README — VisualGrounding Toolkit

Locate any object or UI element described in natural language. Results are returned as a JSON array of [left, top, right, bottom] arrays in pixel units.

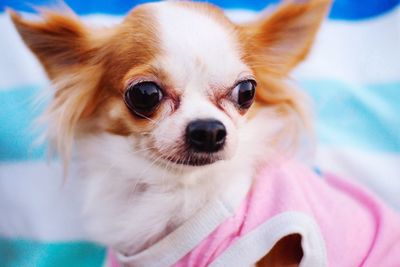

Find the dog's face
[[10, 0, 330, 171], [110, 2, 255, 167]]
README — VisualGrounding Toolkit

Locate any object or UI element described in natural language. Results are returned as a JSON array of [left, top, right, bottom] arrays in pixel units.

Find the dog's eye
[[124, 82, 163, 117], [231, 80, 256, 109]]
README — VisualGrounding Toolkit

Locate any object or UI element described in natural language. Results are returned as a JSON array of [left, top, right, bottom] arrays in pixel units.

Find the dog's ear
[[8, 9, 94, 79], [240, 0, 331, 76], [8, 9, 103, 172]]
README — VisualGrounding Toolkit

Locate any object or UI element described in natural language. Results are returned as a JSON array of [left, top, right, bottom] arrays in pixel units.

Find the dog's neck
[[77, 132, 257, 255]]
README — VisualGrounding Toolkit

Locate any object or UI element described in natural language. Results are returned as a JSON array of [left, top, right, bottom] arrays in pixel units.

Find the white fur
[[74, 2, 289, 258], [155, 2, 248, 89]]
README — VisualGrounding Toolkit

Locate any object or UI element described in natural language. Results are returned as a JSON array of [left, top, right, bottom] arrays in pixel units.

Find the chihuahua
[[10, 0, 400, 266]]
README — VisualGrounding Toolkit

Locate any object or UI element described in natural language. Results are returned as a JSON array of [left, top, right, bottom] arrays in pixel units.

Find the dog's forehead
[[152, 2, 248, 91]]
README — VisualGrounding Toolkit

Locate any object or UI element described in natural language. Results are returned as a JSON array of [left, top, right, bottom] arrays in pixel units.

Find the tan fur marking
[[9, 9, 96, 79]]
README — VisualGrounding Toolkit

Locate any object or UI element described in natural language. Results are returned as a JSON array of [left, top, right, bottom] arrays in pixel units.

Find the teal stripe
[[300, 80, 400, 153], [0, 238, 106, 267], [1, 81, 399, 162], [0, 85, 47, 161]]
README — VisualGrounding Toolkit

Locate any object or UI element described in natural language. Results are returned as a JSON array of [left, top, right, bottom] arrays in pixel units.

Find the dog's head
[[10, 0, 330, 173]]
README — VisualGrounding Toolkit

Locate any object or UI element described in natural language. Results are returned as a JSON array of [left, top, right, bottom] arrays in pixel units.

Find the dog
[[9, 0, 400, 266]]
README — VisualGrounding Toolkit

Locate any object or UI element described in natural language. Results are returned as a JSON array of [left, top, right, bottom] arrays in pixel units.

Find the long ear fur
[[9, 9, 103, 173], [240, 0, 331, 153]]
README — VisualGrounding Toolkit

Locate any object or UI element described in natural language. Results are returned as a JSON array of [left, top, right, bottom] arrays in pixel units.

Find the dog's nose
[[186, 119, 227, 153]]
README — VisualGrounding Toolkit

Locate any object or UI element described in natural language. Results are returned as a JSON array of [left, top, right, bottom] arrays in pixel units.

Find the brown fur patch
[[9, 9, 95, 79]]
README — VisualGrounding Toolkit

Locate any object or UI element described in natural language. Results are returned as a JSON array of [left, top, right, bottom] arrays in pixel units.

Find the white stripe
[[0, 161, 88, 241], [316, 146, 400, 211], [293, 6, 400, 84], [1, 7, 400, 89]]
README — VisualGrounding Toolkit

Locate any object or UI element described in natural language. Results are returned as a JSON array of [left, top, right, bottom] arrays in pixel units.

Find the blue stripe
[[0, 238, 105, 267], [0, 0, 399, 20], [1, 81, 399, 162], [300, 80, 400, 153], [329, 0, 399, 20], [0, 85, 47, 161]]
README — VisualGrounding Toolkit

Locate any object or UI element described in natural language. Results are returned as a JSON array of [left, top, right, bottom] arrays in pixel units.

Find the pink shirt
[[109, 160, 400, 267]]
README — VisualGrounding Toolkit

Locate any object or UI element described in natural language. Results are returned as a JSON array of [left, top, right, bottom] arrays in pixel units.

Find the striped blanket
[[1, 0, 399, 266]]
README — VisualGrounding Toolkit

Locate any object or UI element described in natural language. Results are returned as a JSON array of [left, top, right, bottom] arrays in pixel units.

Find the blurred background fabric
[[0, 0, 399, 266]]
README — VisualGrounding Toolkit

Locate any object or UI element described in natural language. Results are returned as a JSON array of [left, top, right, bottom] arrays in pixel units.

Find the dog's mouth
[[148, 149, 224, 167], [163, 154, 222, 166]]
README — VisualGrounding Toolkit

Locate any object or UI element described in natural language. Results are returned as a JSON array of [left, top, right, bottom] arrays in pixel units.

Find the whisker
[[134, 112, 158, 125]]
